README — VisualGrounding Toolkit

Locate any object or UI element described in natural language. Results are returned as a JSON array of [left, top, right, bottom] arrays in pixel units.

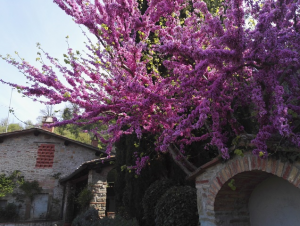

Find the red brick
[[36, 144, 55, 168], [224, 167, 232, 181], [266, 159, 273, 173], [209, 187, 217, 196], [220, 169, 229, 183], [261, 159, 267, 171], [216, 177, 223, 187], [293, 176, 300, 188], [239, 159, 245, 172], [228, 163, 235, 177], [288, 167, 299, 183], [212, 179, 221, 192], [283, 164, 292, 180], [251, 155, 257, 170], [230, 162, 237, 176], [243, 156, 249, 171], [210, 181, 217, 192], [275, 161, 285, 177], [257, 157, 262, 169], [271, 160, 277, 174], [236, 159, 242, 174]]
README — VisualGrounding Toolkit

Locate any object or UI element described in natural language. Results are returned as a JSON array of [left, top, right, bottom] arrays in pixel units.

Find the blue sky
[[0, 1, 92, 126]]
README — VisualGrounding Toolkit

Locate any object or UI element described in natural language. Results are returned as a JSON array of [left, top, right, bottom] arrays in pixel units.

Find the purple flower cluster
[[1, 0, 300, 172]]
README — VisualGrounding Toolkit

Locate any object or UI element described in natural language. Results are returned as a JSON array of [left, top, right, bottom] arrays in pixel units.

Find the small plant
[[72, 209, 139, 226], [51, 173, 62, 179], [72, 207, 100, 226], [19, 180, 42, 200], [154, 186, 198, 226], [142, 179, 175, 226], [228, 179, 236, 191], [98, 215, 138, 226], [76, 186, 94, 212], [0, 171, 24, 198]]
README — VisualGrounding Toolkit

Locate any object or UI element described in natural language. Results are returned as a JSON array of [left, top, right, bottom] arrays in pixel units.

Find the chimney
[[41, 116, 54, 132], [91, 135, 98, 147]]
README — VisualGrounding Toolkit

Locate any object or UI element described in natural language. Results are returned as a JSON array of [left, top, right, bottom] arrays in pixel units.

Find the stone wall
[[88, 166, 114, 218], [195, 153, 300, 226], [0, 131, 98, 221]]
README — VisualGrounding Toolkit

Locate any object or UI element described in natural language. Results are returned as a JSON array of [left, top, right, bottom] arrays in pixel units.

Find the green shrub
[[72, 207, 100, 226], [154, 186, 198, 226], [98, 215, 138, 226], [72, 208, 138, 226], [0, 203, 19, 222], [142, 179, 175, 226], [0, 171, 23, 198], [76, 186, 94, 212], [19, 180, 42, 200]]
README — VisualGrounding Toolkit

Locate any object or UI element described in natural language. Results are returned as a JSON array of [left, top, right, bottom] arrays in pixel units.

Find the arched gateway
[[190, 153, 300, 226]]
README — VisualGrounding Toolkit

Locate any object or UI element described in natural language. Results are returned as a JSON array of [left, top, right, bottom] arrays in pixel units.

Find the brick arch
[[195, 154, 300, 226]]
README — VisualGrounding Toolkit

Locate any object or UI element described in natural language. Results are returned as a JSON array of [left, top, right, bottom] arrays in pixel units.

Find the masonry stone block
[[195, 153, 300, 226], [0, 131, 100, 221], [288, 166, 299, 183]]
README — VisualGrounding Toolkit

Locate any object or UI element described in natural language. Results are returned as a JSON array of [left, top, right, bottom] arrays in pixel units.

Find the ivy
[[228, 179, 236, 191], [0, 171, 24, 198], [18, 180, 42, 200], [76, 186, 94, 212]]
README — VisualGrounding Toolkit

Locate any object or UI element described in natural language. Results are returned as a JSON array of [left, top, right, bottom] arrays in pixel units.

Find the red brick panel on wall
[[35, 144, 55, 168]]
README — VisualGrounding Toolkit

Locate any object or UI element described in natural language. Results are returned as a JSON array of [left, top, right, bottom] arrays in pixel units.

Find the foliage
[[18, 180, 42, 200], [0, 171, 23, 198], [54, 106, 108, 146], [228, 179, 236, 191], [97, 215, 138, 226], [1, 0, 300, 171], [24, 120, 35, 129], [76, 186, 94, 212], [154, 186, 198, 226], [55, 127, 92, 144], [0, 203, 19, 223], [114, 134, 165, 224], [114, 134, 194, 224], [73, 208, 138, 226], [0, 121, 23, 133], [0, 118, 34, 132], [72, 207, 100, 226], [142, 179, 175, 226]]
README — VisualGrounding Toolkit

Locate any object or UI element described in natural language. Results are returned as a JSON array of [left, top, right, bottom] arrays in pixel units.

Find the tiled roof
[[0, 127, 106, 154], [59, 156, 115, 182]]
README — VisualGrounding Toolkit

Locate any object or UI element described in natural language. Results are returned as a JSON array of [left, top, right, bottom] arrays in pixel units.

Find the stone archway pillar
[[196, 165, 223, 226], [88, 165, 114, 218], [196, 184, 217, 226], [194, 153, 300, 226]]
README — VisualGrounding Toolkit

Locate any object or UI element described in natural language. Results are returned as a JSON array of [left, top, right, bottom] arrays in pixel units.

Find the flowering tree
[[1, 0, 300, 174]]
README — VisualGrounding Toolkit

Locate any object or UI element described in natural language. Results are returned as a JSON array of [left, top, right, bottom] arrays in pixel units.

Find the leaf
[[228, 179, 236, 191], [234, 149, 244, 157]]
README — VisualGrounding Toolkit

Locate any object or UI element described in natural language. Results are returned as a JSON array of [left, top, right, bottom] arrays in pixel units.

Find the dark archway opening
[[72, 178, 88, 219], [214, 170, 272, 226], [106, 168, 117, 217]]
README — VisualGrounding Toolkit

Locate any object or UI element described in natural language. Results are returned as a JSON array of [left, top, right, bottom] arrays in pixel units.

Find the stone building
[[59, 157, 116, 225], [189, 152, 300, 226], [0, 127, 115, 226]]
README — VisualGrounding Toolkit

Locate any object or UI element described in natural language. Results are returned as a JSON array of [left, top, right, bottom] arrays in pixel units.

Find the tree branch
[[168, 144, 197, 175]]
